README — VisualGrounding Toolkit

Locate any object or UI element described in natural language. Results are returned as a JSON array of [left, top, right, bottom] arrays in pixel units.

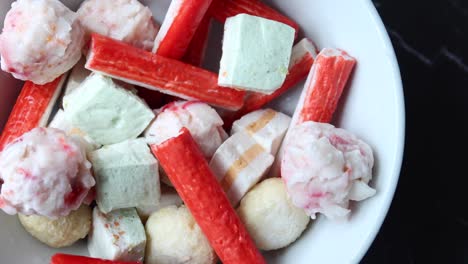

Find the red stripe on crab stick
[[182, 14, 212, 67], [209, 0, 299, 37], [151, 128, 265, 264], [0, 76, 66, 151], [294, 48, 356, 125], [153, 0, 213, 59], [222, 38, 318, 128], [50, 254, 139, 264], [86, 34, 245, 110]]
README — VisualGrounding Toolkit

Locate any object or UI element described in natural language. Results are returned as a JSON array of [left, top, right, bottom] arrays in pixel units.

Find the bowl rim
[[354, 0, 405, 261]]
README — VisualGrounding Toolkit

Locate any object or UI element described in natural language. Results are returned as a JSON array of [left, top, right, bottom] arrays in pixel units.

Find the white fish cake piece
[[77, 0, 159, 51], [90, 138, 160, 213], [18, 205, 92, 248], [209, 132, 274, 205], [232, 108, 291, 155], [145, 205, 217, 264], [63, 74, 155, 145], [88, 207, 146, 262], [218, 14, 295, 93], [237, 178, 310, 251], [145, 101, 226, 159]]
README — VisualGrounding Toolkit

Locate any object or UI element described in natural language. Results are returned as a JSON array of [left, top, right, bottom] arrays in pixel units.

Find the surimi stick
[[151, 128, 266, 264], [222, 38, 317, 127], [209, 0, 299, 37], [182, 14, 212, 66], [86, 34, 245, 110], [153, 0, 213, 59], [50, 254, 139, 264], [292, 48, 356, 125], [270, 48, 356, 178], [0, 76, 66, 151]]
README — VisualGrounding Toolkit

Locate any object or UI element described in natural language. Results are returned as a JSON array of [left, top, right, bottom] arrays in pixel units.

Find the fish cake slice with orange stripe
[[209, 132, 274, 205]]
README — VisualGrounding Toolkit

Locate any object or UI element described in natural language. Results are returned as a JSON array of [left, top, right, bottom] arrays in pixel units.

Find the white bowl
[[0, 0, 405, 263]]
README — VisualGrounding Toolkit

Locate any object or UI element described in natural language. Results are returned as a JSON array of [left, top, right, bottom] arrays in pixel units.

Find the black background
[[363, 0, 468, 263]]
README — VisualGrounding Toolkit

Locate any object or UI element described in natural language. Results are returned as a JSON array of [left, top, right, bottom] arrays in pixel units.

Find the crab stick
[[293, 48, 356, 125], [151, 128, 265, 264], [50, 254, 140, 264], [223, 38, 317, 127], [86, 34, 245, 110], [271, 48, 356, 178], [209, 0, 299, 37], [182, 14, 212, 66], [0, 76, 66, 151], [153, 0, 213, 59]]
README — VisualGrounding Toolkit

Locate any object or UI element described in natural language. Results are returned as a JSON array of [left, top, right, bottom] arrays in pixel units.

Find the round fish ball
[[18, 205, 92, 248], [237, 178, 310, 251], [145, 205, 216, 264]]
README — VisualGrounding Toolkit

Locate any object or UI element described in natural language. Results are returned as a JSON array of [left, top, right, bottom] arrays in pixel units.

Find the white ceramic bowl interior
[[0, 0, 405, 263]]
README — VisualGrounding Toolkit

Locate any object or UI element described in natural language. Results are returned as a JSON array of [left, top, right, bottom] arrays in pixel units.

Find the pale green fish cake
[[219, 14, 295, 94]]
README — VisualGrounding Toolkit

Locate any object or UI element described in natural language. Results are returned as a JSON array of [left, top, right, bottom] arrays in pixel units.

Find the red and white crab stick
[[293, 48, 356, 125], [223, 38, 318, 127], [151, 128, 265, 264], [153, 0, 213, 59], [210, 0, 299, 37], [86, 34, 245, 110], [0, 76, 66, 151], [50, 254, 139, 264], [182, 14, 212, 67]]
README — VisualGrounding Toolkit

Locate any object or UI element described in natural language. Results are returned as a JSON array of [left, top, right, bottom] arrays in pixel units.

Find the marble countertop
[[363, 0, 468, 263]]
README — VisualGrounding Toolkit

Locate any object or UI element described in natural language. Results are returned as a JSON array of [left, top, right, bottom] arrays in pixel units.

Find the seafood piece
[[219, 14, 295, 93], [77, 0, 158, 51], [0, 0, 84, 84], [88, 208, 146, 262], [237, 178, 309, 250], [151, 128, 266, 264], [282, 122, 375, 219], [63, 74, 155, 145], [222, 38, 317, 128], [90, 138, 160, 213], [0, 76, 66, 151], [18, 205, 91, 248], [86, 34, 246, 110], [51, 254, 140, 264], [293, 48, 356, 125], [209, 0, 299, 37], [231, 108, 291, 155], [145, 101, 226, 159], [209, 132, 274, 205], [153, 0, 213, 59], [0, 128, 95, 218], [145, 205, 217, 264]]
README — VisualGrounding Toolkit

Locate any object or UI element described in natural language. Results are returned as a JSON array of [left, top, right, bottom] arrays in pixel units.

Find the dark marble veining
[[363, 0, 468, 263]]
